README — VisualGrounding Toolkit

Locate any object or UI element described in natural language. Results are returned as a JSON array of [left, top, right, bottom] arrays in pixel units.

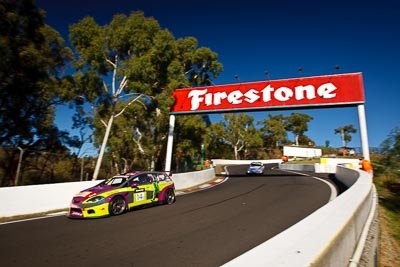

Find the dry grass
[[376, 175, 400, 267], [379, 206, 400, 266]]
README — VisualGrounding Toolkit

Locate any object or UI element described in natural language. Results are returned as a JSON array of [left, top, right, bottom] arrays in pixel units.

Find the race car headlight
[[86, 196, 105, 203]]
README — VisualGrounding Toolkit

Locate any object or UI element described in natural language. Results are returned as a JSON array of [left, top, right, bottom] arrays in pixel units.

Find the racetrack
[[0, 164, 337, 267]]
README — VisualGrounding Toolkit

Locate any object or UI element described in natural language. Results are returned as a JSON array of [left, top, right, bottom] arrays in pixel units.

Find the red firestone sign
[[170, 72, 364, 114]]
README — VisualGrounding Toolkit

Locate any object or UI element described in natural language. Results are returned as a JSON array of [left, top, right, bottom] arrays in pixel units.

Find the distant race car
[[247, 162, 265, 175], [68, 171, 176, 219]]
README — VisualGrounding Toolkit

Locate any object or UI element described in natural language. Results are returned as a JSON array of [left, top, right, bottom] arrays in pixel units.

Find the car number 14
[[135, 192, 145, 201]]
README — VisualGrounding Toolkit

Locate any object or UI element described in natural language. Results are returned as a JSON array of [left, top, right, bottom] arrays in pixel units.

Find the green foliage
[[369, 129, 398, 178], [205, 135, 233, 159], [258, 114, 288, 147], [325, 140, 330, 147], [286, 112, 313, 146], [374, 170, 400, 244], [372, 127, 400, 244], [0, 147, 94, 186], [68, 11, 222, 176], [320, 146, 339, 155], [0, 0, 74, 186], [334, 124, 357, 147], [380, 126, 400, 170], [258, 112, 314, 148], [210, 113, 263, 160]]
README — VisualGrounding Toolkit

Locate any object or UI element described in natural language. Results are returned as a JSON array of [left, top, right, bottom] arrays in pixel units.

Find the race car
[[247, 162, 265, 175], [69, 171, 176, 219]]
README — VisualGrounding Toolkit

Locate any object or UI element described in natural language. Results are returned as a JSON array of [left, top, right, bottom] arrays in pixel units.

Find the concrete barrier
[[280, 158, 360, 174], [0, 180, 100, 218], [223, 165, 378, 267], [0, 169, 217, 219], [279, 163, 315, 172], [321, 158, 360, 169], [314, 158, 360, 174], [211, 159, 282, 166], [171, 168, 216, 190], [314, 163, 337, 173]]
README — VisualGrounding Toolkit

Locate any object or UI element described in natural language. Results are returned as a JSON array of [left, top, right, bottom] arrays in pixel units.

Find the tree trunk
[[92, 114, 114, 180], [234, 146, 239, 160]]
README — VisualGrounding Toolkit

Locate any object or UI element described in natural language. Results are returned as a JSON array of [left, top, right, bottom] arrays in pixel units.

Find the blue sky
[[36, 0, 400, 154]]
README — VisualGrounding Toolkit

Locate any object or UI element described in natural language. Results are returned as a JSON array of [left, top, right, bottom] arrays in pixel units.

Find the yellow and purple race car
[[68, 171, 176, 218]]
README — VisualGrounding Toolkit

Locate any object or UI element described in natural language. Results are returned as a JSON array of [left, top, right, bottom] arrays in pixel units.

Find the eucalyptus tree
[[334, 124, 357, 147], [380, 126, 400, 171], [204, 131, 233, 159], [258, 114, 288, 148], [285, 112, 313, 146], [211, 113, 262, 160], [69, 12, 222, 179], [0, 0, 74, 186], [172, 115, 209, 171]]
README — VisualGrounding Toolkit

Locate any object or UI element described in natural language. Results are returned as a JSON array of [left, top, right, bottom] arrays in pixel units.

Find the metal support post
[[357, 104, 370, 160], [165, 115, 175, 172]]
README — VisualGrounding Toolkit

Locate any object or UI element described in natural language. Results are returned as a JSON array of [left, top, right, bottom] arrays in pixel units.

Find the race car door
[[130, 174, 156, 207]]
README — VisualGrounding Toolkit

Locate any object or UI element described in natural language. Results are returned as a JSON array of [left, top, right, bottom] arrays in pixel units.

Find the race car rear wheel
[[108, 196, 126, 216], [164, 189, 176, 205]]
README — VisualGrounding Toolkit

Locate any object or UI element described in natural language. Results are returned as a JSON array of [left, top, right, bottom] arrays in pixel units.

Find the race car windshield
[[250, 162, 262, 166]]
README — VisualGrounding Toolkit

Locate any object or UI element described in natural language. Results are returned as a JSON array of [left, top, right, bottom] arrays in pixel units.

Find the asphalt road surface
[[0, 164, 336, 267]]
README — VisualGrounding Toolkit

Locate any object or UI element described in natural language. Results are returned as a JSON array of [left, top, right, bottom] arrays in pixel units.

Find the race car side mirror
[[131, 182, 139, 188]]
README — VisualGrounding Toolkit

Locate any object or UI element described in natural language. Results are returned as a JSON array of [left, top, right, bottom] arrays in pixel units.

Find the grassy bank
[[374, 173, 400, 266]]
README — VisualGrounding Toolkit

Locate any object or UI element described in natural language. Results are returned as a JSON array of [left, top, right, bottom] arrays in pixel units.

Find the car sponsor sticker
[[74, 191, 93, 197], [70, 210, 82, 217]]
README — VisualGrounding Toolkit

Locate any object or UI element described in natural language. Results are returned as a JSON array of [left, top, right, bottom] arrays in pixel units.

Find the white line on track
[[280, 169, 338, 201], [0, 212, 67, 226]]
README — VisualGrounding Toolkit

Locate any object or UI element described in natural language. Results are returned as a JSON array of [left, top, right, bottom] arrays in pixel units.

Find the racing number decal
[[135, 192, 145, 202]]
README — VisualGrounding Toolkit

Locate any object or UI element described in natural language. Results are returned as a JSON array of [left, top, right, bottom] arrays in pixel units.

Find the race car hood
[[74, 185, 116, 200], [86, 185, 116, 194]]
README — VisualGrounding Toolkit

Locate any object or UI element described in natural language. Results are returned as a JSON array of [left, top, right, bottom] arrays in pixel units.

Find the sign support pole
[[165, 115, 175, 172], [357, 104, 370, 160]]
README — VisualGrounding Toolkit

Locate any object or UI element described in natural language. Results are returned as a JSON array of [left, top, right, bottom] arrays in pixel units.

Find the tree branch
[[102, 80, 108, 94], [116, 76, 128, 96], [100, 119, 108, 128], [105, 58, 116, 69], [114, 94, 143, 118], [132, 127, 147, 155]]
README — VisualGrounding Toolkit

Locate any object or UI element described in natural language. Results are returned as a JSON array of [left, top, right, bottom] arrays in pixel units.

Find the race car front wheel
[[164, 189, 176, 205], [109, 196, 126, 216]]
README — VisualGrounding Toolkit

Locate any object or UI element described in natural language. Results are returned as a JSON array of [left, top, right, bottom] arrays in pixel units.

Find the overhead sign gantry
[[165, 72, 369, 171]]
